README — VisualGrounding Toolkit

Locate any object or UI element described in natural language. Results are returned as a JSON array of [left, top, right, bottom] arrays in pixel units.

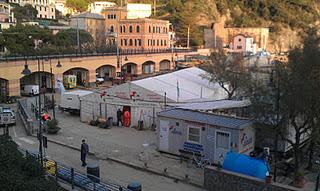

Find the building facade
[[70, 12, 106, 47], [230, 34, 256, 54], [88, 1, 116, 14], [55, 0, 74, 16], [118, 18, 170, 51], [9, 0, 56, 19], [205, 16, 269, 51], [0, 0, 16, 30]]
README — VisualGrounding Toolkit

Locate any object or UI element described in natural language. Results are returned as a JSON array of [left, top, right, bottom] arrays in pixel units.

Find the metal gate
[[215, 131, 230, 164]]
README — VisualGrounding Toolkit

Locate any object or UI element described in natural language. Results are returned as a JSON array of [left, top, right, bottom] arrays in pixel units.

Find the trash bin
[[107, 117, 113, 127], [137, 120, 143, 130], [127, 181, 142, 191], [87, 163, 100, 183]]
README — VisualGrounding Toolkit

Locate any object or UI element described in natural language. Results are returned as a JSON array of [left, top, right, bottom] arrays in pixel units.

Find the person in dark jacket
[[117, 108, 123, 126], [81, 139, 89, 166]]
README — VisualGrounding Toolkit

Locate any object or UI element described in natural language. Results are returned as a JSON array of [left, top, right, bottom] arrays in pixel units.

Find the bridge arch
[[20, 71, 54, 95], [122, 62, 138, 75], [159, 59, 171, 71], [96, 65, 116, 81], [63, 67, 89, 86], [142, 61, 156, 74]]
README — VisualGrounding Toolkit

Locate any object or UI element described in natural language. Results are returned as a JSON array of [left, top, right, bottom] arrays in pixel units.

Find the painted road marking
[[19, 137, 36, 145]]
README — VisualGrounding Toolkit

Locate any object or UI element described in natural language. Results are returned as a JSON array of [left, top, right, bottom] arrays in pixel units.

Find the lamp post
[[21, 56, 61, 166], [115, 32, 128, 84], [269, 59, 280, 182], [22, 56, 45, 167]]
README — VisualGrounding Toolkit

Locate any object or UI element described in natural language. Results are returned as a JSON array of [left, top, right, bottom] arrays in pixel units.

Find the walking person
[[80, 139, 89, 167], [117, 108, 123, 126]]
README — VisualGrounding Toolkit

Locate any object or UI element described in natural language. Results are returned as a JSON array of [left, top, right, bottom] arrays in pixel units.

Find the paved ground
[[23, 95, 204, 187], [10, 112, 205, 191]]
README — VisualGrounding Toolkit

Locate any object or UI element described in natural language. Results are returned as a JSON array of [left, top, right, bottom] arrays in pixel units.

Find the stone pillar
[[8, 79, 20, 97], [154, 62, 160, 73], [136, 64, 142, 75], [88, 70, 96, 86]]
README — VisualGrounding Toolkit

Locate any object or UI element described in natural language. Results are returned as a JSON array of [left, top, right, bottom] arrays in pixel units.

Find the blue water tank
[[222, 151, 269, 179]]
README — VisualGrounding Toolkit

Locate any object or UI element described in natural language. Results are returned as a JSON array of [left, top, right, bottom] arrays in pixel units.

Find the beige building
[[55, 0, 74, 16], [205, 17, 269, 51], [70, 12, 106, 47], [9, 0, 56, 19], [0, 1, 16, 30], [88, 1, 115, 14], [118, 18, 170, 51]]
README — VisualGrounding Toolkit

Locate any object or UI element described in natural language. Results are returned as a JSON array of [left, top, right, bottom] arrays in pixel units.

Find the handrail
[[0, 48, 196, 62]]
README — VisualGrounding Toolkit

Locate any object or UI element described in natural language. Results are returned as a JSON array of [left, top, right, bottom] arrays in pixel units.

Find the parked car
[[0, 107, 16, 126], [96, 76, 104, 84]]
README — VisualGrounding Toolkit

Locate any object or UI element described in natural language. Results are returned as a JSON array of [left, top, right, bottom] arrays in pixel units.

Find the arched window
[[149, 26, 151, 33], [123, 26, 126, 33], [139, 39, 141, 46], [129, 26, 133, 33], [161, 40, 163, 46], [157, 40, 159, 46], [110, 26, 114, 33], [120, 26, 123, 33], [136, 25, 140, 33], [134, 39, 137, 46], [164, 40, 166, 46], [153, 26, 155, 33], [120, 39, 123, 46], [129, 39, 133, 46]]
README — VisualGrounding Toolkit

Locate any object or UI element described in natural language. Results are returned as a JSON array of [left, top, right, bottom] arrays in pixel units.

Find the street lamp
[[269, 59, 281, 182], [21, 57, 44, 167]]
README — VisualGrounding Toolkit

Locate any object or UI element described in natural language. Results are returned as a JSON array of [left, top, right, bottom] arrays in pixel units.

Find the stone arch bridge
[[0, 51, 193, 96]]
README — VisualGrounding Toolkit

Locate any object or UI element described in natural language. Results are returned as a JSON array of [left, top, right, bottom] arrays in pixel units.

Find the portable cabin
[[157, 108, 254, 164]]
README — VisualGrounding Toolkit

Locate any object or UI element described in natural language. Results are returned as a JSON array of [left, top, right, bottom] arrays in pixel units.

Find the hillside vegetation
[[66, 0, 320, 46]]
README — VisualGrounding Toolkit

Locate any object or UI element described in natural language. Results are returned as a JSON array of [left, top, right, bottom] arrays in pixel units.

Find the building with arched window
[[118, 18, 170, 50]]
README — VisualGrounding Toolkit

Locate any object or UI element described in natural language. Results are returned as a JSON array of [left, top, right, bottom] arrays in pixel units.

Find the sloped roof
[[177, 100, 251, 110], [158, 109, 252, 129], [72, 12, 104, 19], [132, 67, 228, 102]]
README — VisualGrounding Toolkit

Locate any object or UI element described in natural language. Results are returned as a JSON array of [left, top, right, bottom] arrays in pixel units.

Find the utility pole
[[187, 26, 190, 49], [76, 17, 80, 54], [153, 0, 156, 16]]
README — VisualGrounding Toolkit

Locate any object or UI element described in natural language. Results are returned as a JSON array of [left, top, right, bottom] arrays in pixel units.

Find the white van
[[0, 107, 16, 125], [21, 85, 39, 96]]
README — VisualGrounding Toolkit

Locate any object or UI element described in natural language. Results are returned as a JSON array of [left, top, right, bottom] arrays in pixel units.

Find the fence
[[17, 99, 34, 135], [21, 149, 132, 191], [0, 48, 195, 62]]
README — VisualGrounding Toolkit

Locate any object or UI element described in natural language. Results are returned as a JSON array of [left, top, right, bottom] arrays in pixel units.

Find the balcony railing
[[0, 48, 195, 62]]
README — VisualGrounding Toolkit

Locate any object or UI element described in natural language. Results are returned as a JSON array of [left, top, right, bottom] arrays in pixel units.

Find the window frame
[[187, 126, 201, 144]]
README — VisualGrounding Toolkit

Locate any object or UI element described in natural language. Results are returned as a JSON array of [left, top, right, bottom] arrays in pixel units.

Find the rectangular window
[[237, 46, 242, 49], [188, 126, 200, 143]]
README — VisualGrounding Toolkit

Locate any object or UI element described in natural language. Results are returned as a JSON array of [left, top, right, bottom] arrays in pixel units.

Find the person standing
[[80, 139, 89, 167], [117, 108, 123, 126]]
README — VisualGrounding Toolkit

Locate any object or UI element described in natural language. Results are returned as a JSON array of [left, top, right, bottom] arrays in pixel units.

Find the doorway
[[159, 120, 169, 152], [123, 106, 131, 127], [215, 131, 230, 164]]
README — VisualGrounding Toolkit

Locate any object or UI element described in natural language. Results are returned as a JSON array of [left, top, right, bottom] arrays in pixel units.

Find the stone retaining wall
[[204, 166, 301, 191]]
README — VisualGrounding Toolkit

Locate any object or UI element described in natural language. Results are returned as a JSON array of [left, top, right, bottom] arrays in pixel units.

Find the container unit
[[157, 108, 254, 164]]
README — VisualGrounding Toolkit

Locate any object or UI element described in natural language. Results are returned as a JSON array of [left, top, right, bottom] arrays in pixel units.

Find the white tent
[[132, 67, 227, 102]]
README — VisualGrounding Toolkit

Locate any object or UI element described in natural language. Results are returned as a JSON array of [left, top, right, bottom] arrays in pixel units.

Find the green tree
[[0, 135, 61, 191], [66, 0, 89, 12], [252, 27, 320, 180], [11, 4, 38, 22], [202, 50, 255, 99]]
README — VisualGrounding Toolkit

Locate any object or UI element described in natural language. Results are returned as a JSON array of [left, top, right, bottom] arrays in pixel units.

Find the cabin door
[[159, 120, 169, 152], [215, 131, 230, 164]]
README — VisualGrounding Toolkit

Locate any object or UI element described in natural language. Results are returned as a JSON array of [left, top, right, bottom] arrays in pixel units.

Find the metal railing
[[0, 48, 195, 62], [21, 149, 131, 191], [17, 99, 34, 135]]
